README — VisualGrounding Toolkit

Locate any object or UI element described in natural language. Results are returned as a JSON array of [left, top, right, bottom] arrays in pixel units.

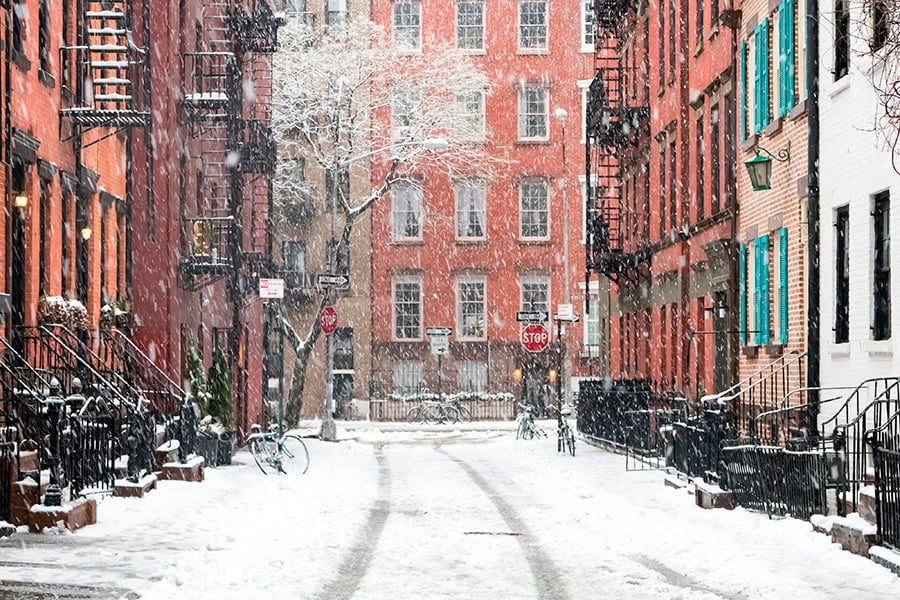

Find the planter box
[[195, 436, 219, 468], [217, 433, 235, 466]]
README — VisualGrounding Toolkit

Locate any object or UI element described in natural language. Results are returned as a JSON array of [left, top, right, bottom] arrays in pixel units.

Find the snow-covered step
[[88, 27, 126, 35], [93, 77, 131, 85], [95, 93, 132, 101], [91, 60, 129, 68], [86, 11, 125, 18], [90, 44, 127, 52]]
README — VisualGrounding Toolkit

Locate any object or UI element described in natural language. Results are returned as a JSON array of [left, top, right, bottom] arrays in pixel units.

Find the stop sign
[[320, 306, 337, 335], [520, 324, 550, 352]]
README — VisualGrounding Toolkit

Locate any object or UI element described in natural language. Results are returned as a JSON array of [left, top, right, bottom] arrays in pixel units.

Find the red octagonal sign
[[320, 306, 337, 335], [520, 323, 550, 353]]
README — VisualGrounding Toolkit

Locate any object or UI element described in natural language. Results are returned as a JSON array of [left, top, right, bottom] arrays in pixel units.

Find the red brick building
[[369, 0, 596, 405], [587, 0, 741, 403]]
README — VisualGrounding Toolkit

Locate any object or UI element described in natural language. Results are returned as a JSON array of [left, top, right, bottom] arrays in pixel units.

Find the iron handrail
[[819, 376, 900, 434], [0, 337, 55, 395], [713, 351, 806, 406], [98, 328, 185, 397]]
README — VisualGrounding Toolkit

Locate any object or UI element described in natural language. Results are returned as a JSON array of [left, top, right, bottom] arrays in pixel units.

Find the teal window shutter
[[754, 240, 762, 345], [778, 3, 787, 117], [785, 0, 795, 113], [740, 40, 748, 140], [761, 18, 770, 129], [754, 26, 762, 132], [740, 243, 747, 345], [779, 228, 788, 344], [760, 234, 770, 345]]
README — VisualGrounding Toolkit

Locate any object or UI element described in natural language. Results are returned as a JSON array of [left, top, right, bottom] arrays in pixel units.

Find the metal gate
[[872, 444, 900, 551]]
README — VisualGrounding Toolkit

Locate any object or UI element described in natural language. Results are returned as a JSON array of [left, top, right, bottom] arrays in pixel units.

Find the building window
[[39, 177, 51, 295], [581, 1, 594, 51], [458, 277, 486, 339], [392, 87, 420, 139], [392, 181, 422, 239], [711, 104, 720, 214], [458, 361, 487, 392], [668, 0, 676, 81], [754, 235, 771, 345], [518, 85, 548, 141], [659, 146, 666, 238], [282, 241, 306, 274], [39, 0, 50, 73], [585, 296, 600, 348], [12, 2, 25, 57], [325, 0, 348, 35], [696, 0, 704, 47], [456, 0, 484, 51], [519, 1, 547, 50], [872, 1, 889, 52], [520, 180, 549, 239], [456, 182, 486, 240], [393, 1, 421, 50], [521, 278, 550, 315], [668, 139, 676, 229], [325, 167, 349, 211], [873, 192, 891, 340], [740, 40, 748, 140], [835, 206, 850, 343], [393, 277, 422, 340], [394, 361, 423, 394], [333, 327, 354, 370], [457, 90, 485, 140], [834, 0, 850, 81], [696, 115, 705, 221]]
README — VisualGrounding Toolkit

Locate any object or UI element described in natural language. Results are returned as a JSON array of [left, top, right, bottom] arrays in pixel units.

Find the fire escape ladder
[[60, 0, 150, 134]]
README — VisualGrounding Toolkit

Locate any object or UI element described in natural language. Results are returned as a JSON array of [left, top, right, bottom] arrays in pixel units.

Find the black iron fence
[[370, 394, 516, 422], [0, 432, 16, 522]]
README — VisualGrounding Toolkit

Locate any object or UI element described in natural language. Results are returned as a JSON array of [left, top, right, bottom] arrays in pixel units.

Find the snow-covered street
[[2, 423, 899, 599]]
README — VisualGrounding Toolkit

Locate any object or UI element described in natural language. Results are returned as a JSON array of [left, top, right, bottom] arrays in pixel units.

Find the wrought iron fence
[[369, 395, 516, 422], [0, 432, 16, 522], [63, 414, 116, 497]]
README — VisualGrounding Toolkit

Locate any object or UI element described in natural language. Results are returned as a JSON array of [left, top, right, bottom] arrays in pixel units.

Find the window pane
[[457, 183, 485, 238], [457, 1, 484, 49], [394, 1, 421, 49], [519, 87, 547, 138], [522, 281, 549, 314], [394, 281, 421, 339], [520, 181, 548, 238], [519, 1, 547, 48], [459, 280, 485, 337], [393, 182, 422, 238]]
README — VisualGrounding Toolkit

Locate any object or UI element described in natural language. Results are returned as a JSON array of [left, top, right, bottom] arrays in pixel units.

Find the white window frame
[[519, 179, 549, 241], [392, 86, 420, 140], [325, 0, 348, 34], [456, 0, 485, 52], [584, 281, 601, 349], [393, 0, 422, 51], [394, 361, 423, 394], [457, 275, 487, 340], [518, 0, 548, 52], [518, 85, 549, 141], [458, 361, 487, 392], [578, 79, 591, 143], [581, 0, 595, 53], [392, 180, 423, 240], [392, 276, 423, 341], [455, 181, 487, 241], [579, 174, 596, 245], [520, 276, 550, 317], [456, 89, 486, 141]]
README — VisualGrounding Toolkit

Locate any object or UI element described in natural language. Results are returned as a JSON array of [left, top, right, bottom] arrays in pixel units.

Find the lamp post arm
[[757, 140, 791, 163]]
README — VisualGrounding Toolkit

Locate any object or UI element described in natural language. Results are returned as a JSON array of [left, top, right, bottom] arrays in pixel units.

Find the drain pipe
[[806, 0, 821, 431]]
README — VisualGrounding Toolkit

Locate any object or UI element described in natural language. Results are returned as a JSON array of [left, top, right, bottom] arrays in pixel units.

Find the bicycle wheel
[[406, 405, 423, 423], [439, 405, 460, 424], [456, 404, 472, 422], [249, 437, 271, 474], [279, 434, 310, 474], [516, 418, 528, 440], [567, 431, 576, 456]]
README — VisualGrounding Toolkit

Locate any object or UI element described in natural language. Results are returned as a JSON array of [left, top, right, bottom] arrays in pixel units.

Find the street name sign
[[320, 306, 337, 335], [316, 273, 350, 289], [430, 335, 449, 355], [516, 311, 548, 323], [553, 312, 581, 323], [520, 324, 550, 352], [425, 326, 453, 337], [259, 278, 284, 299]]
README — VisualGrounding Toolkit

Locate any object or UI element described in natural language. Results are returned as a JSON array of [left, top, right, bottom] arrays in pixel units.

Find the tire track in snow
[[437, 448, 571, 600], [313, 446, 391, 600]]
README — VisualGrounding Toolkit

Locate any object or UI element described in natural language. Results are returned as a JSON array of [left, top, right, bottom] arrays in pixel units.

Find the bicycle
[[245, 423, 310, 475], [406, 401, 460, 424], [556, 410, 576, 456], [516, 404, 546, 440]]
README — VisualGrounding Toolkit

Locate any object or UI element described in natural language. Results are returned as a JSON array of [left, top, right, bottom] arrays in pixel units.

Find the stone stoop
[[830, 515, 878, 557], [28, 498, 97, 533], [858, 486, 878, 525], [694, 480, 734, 510], [113, 473, 158, 498], [869, 546, 900, 577], [161, 455, 205, 482], [664, 474, 687, 490], [154, 440, 180, 471], [10, 477, 48, 527]]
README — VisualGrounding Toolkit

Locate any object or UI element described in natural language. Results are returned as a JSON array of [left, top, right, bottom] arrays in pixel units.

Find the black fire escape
[[585, 0, 650, 287], [178, 0, 279, 292]]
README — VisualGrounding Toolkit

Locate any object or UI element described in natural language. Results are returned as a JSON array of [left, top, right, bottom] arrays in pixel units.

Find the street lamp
[[744, 142, 791, 191]]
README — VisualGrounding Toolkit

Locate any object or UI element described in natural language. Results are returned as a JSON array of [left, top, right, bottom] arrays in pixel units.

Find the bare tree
[[272, 19, 493, 427]]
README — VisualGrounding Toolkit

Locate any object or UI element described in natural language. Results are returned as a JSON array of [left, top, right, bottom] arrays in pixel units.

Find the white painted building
[[818, 1, 900, 426]]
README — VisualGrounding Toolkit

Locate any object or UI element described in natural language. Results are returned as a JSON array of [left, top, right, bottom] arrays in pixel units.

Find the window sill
[[764, 343, 784, 356], [788, 99, 807, 121], [828, 76, 851, 99], [455, 238, 488, 245], [741, 345, 759, 358], [516, 138, 550, 145], [38, 69, 55, 89], [828, 343, 850, 357], [391, 238, 425, 245], [459, 48, 487, 56], [518, 238, 551, 245], [12, 52, 30, 72], [740, 133, 758, 153], [517, 48, 550, 55], [762, 117, 782, 138], [580, 44, 594, 54], [864, 340, 893, 356]]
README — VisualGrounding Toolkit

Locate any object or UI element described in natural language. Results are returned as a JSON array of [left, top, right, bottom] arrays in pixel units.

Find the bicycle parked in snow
[[516, 404, 546, 440], [244, 423, 309, 475]]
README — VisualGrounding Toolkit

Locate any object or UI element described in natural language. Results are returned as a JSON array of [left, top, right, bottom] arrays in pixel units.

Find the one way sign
[[426, 326, 453, 337]]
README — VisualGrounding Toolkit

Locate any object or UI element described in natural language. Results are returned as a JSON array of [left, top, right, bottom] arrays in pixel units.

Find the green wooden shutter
[[779, 228, 788, 344], [785, 0, 795, 113], [778, 2, 787, 117], [760, 234, 770, 345], [761, 18, 770, 129], [754, 240, 762, 345], [754, 26, 762, 132], [741, 40, 748, 140], [740, 243, 747, 346]]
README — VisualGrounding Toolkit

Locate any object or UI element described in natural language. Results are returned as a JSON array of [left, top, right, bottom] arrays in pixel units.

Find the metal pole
[[556, 318, 563, 412], [278, 299, 285, 437], [558, 112, 570, 404]]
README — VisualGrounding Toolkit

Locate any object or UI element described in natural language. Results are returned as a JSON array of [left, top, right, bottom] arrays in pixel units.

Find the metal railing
[[369, 395, 516, 422], [867, 408, 900, 551]]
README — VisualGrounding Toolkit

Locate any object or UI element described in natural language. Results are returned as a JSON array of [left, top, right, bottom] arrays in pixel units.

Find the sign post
[[552, 311, 580, 411], [426, 326, 452, 395]]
